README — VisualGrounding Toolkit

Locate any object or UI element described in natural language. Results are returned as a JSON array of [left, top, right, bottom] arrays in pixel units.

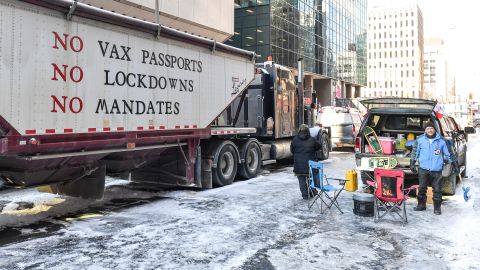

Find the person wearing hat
[[290, 124, 321, 200], [410, 122, 454, 215]]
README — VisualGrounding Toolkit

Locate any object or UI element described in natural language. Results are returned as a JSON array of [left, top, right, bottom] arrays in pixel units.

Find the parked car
[[355, 98, 475, 195], [316, 106, 362, 150]]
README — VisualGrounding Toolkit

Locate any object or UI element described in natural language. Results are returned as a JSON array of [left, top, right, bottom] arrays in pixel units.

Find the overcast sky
[[369, 0, 480, 99]]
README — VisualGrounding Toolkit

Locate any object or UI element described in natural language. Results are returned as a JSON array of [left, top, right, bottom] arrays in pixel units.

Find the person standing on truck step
[[410, 122, 454, 215], [290, 124, 321, 200]]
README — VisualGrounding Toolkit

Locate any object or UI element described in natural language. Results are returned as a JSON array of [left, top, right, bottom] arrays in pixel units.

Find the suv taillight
[[355, 136, 361, 152], [352, 125, 356, 134]]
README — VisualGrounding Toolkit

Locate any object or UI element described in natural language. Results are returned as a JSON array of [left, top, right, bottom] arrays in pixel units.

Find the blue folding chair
[[307, 160, 348, 213]]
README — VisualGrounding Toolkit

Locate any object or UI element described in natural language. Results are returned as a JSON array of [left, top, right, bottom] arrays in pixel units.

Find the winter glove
[[410, 159, 417, 173]]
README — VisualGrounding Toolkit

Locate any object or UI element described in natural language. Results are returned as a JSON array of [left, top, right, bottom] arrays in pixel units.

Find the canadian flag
[[434, 103, 445, 118]]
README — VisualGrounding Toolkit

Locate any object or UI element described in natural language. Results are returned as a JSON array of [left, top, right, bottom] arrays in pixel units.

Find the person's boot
[[433, 200, 442, 215], [413, 199, 426, 211]]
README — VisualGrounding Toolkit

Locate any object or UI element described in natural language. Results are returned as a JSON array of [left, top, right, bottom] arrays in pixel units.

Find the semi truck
[[0, 0, 330, 199]]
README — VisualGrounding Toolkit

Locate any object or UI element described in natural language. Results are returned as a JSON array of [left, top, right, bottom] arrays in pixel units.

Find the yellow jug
[[407, 133, 415, 141], [345, 169, 358, 192]]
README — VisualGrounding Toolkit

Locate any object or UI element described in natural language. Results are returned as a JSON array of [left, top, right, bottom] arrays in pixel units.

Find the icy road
[[0, 137, 480, 270]]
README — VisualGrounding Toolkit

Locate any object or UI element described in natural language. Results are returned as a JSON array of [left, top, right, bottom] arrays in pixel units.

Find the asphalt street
[[0, 136, 479, 270]]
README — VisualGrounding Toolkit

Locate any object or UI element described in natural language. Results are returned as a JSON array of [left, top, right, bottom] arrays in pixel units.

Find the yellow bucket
[[345, 169, 358, 192]]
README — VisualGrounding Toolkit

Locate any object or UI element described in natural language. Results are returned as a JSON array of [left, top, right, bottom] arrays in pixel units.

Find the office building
[[365, 4, 424, 98], [229, 0, 367, 106], [424, 38, 448, 103]]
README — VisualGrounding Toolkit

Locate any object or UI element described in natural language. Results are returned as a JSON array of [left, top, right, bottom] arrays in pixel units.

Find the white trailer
[[0, 0, 258, 198], [0, 0, 331, 199]]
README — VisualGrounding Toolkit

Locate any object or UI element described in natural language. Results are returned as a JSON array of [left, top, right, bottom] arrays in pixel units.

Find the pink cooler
[[368, 137, 395, 154]]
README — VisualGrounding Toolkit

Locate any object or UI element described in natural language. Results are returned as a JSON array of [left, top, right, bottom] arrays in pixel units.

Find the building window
[[412, 60, 414, 66], [406, 70, 409, 77], [412, 50, 414, 57], [412, 70, 415, 77]]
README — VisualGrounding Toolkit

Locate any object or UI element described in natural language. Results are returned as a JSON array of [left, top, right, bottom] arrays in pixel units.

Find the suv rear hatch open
[[361, 98, 437, 111]]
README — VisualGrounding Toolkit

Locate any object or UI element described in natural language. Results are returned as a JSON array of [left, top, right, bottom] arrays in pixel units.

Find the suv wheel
[[461, 153, 467, 177], [442, 171, 457, 196]]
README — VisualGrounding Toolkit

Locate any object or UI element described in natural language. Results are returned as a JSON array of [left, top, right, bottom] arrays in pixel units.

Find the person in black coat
[[290, 124, 321, 199]]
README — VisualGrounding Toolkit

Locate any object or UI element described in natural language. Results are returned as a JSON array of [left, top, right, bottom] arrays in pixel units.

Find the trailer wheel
[[213, 144, 238, 187], [238, 141, 261, 179], [317, 133, 330, 160]]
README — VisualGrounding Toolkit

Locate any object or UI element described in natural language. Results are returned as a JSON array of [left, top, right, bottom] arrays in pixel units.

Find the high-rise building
[[79, 0, 233, 42], [365, 4, 424, 98], [424, 38, 448, 103], [228, 0, 367, 106]]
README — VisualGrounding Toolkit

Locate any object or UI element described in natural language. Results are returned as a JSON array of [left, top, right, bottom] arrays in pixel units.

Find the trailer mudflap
[[39, 164, 106, 200]]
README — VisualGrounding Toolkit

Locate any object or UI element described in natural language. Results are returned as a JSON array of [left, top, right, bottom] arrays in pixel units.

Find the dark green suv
[[355, 98, 475, 195]]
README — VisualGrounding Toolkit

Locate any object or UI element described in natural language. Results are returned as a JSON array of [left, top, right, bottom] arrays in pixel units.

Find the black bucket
[[353, 193, 374, 217]]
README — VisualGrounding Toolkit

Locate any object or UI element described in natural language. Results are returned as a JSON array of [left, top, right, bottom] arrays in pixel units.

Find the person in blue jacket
[[410, 122, 453, 215]]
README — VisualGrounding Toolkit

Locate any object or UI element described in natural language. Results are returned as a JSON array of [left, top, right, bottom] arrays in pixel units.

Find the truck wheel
[[238, 141, 261, 179], [317, 133, 330, 160], [213, 144, 238, 187], [442, 172, 456, 196]]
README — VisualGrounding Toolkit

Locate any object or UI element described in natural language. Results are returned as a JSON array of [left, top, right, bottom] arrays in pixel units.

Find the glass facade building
[[229, 0, 367, 88]]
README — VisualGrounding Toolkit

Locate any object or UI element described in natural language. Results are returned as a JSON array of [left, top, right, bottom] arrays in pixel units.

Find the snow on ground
[[0, 137, 479, 270]]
